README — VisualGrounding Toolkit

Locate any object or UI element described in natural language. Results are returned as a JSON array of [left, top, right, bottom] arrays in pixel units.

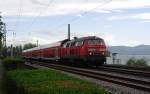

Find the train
[[22, 36, 107, 66]]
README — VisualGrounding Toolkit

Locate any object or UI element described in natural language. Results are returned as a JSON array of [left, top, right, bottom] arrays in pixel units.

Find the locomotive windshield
[[75, 41, 84, 46], [88, 39, 104, 45]]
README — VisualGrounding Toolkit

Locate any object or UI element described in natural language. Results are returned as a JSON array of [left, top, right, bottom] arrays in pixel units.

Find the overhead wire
[[30, 0, 89, 31], [27, 0, 54, 31], [26, 0, 113, 43], [25, 0, 90, 41], [48, 0, 113, 32], [13, 0, 23, 31], [34, 0, 90, 32], [26, 0, 54, 44], [18, 0, 23, 26], [49, 0, 90, 22], [30, 0, 113, 41], [12, 0, 23, 46]]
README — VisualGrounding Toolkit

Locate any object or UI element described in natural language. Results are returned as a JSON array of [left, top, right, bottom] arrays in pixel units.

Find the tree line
[[6, 43, 36, 57]]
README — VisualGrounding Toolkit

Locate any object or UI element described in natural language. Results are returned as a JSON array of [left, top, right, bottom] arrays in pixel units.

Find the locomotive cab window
[[63, 43, 67, 48], [70, 42, 76, 47], [88, 39, 104, 45], [75, 41, 83, 46], [66, 43, 70, 48]]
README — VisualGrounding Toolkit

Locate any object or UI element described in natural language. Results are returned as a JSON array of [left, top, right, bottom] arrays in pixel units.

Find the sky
[[0, 0, 150, 46]]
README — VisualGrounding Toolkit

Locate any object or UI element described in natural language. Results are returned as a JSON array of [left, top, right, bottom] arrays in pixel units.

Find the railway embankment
[[25, 61, 150, 94], [3, 57, 109, 94], [6, 69, 109, 94]]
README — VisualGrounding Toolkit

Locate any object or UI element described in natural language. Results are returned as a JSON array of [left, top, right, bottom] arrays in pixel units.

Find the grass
[[6, 69, 109, 94]]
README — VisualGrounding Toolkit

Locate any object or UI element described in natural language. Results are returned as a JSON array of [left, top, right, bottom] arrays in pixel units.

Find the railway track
[[26, 62, 150, 92], [98, 66, 150, 78], [103, 64, 150, 71]]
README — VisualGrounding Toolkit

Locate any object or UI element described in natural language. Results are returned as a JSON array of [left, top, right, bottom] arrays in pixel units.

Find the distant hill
[[108, 45, 150, 55]]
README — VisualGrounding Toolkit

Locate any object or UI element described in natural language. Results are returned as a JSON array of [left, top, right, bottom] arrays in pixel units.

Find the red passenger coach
[[23, 36, 107, 66], [23, 41, 62, 60]]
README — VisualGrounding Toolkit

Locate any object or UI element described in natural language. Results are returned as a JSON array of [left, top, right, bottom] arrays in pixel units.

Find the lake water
[[106, 55, 150, 66]]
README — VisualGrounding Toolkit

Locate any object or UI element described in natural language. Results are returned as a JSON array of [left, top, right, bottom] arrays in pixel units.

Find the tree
[[4, 43, 36, 57], [126, 57, 136, 66], [0, 32, 2, 53], [23, 43, 36, 50], [6, 45, 23, 57]]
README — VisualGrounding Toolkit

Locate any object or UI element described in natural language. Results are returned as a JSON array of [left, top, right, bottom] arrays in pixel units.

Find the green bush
[[126, 58, 148, 67], [136, 58, 148, 67], [126, 58, 136, 66], [0, 56, 5, 60], [3, 57, 25, 70]]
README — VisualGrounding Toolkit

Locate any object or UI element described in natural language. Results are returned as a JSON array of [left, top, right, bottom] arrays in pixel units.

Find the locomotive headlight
[[89, 52, 92, 55], [102, 52, 105, 55]]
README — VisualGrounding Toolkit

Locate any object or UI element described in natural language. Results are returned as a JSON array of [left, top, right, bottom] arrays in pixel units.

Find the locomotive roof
[[70, 36, 103, 42]]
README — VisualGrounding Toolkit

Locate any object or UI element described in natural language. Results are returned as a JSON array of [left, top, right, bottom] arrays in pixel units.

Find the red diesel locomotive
[[22, 36, 107, 66]]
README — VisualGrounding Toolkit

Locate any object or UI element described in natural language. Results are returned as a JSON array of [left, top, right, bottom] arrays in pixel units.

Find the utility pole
[[112, 53, 118, 64], [10, 44, 13, 57], [11, 32, 16, 57], [68, 24, 70, 40], [36, 40, 39, 47]]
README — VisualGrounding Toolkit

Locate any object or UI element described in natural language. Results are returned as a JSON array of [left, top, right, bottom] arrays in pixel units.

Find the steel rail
[[103, 65, 150, 71], [98, 66, 150, 78]]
